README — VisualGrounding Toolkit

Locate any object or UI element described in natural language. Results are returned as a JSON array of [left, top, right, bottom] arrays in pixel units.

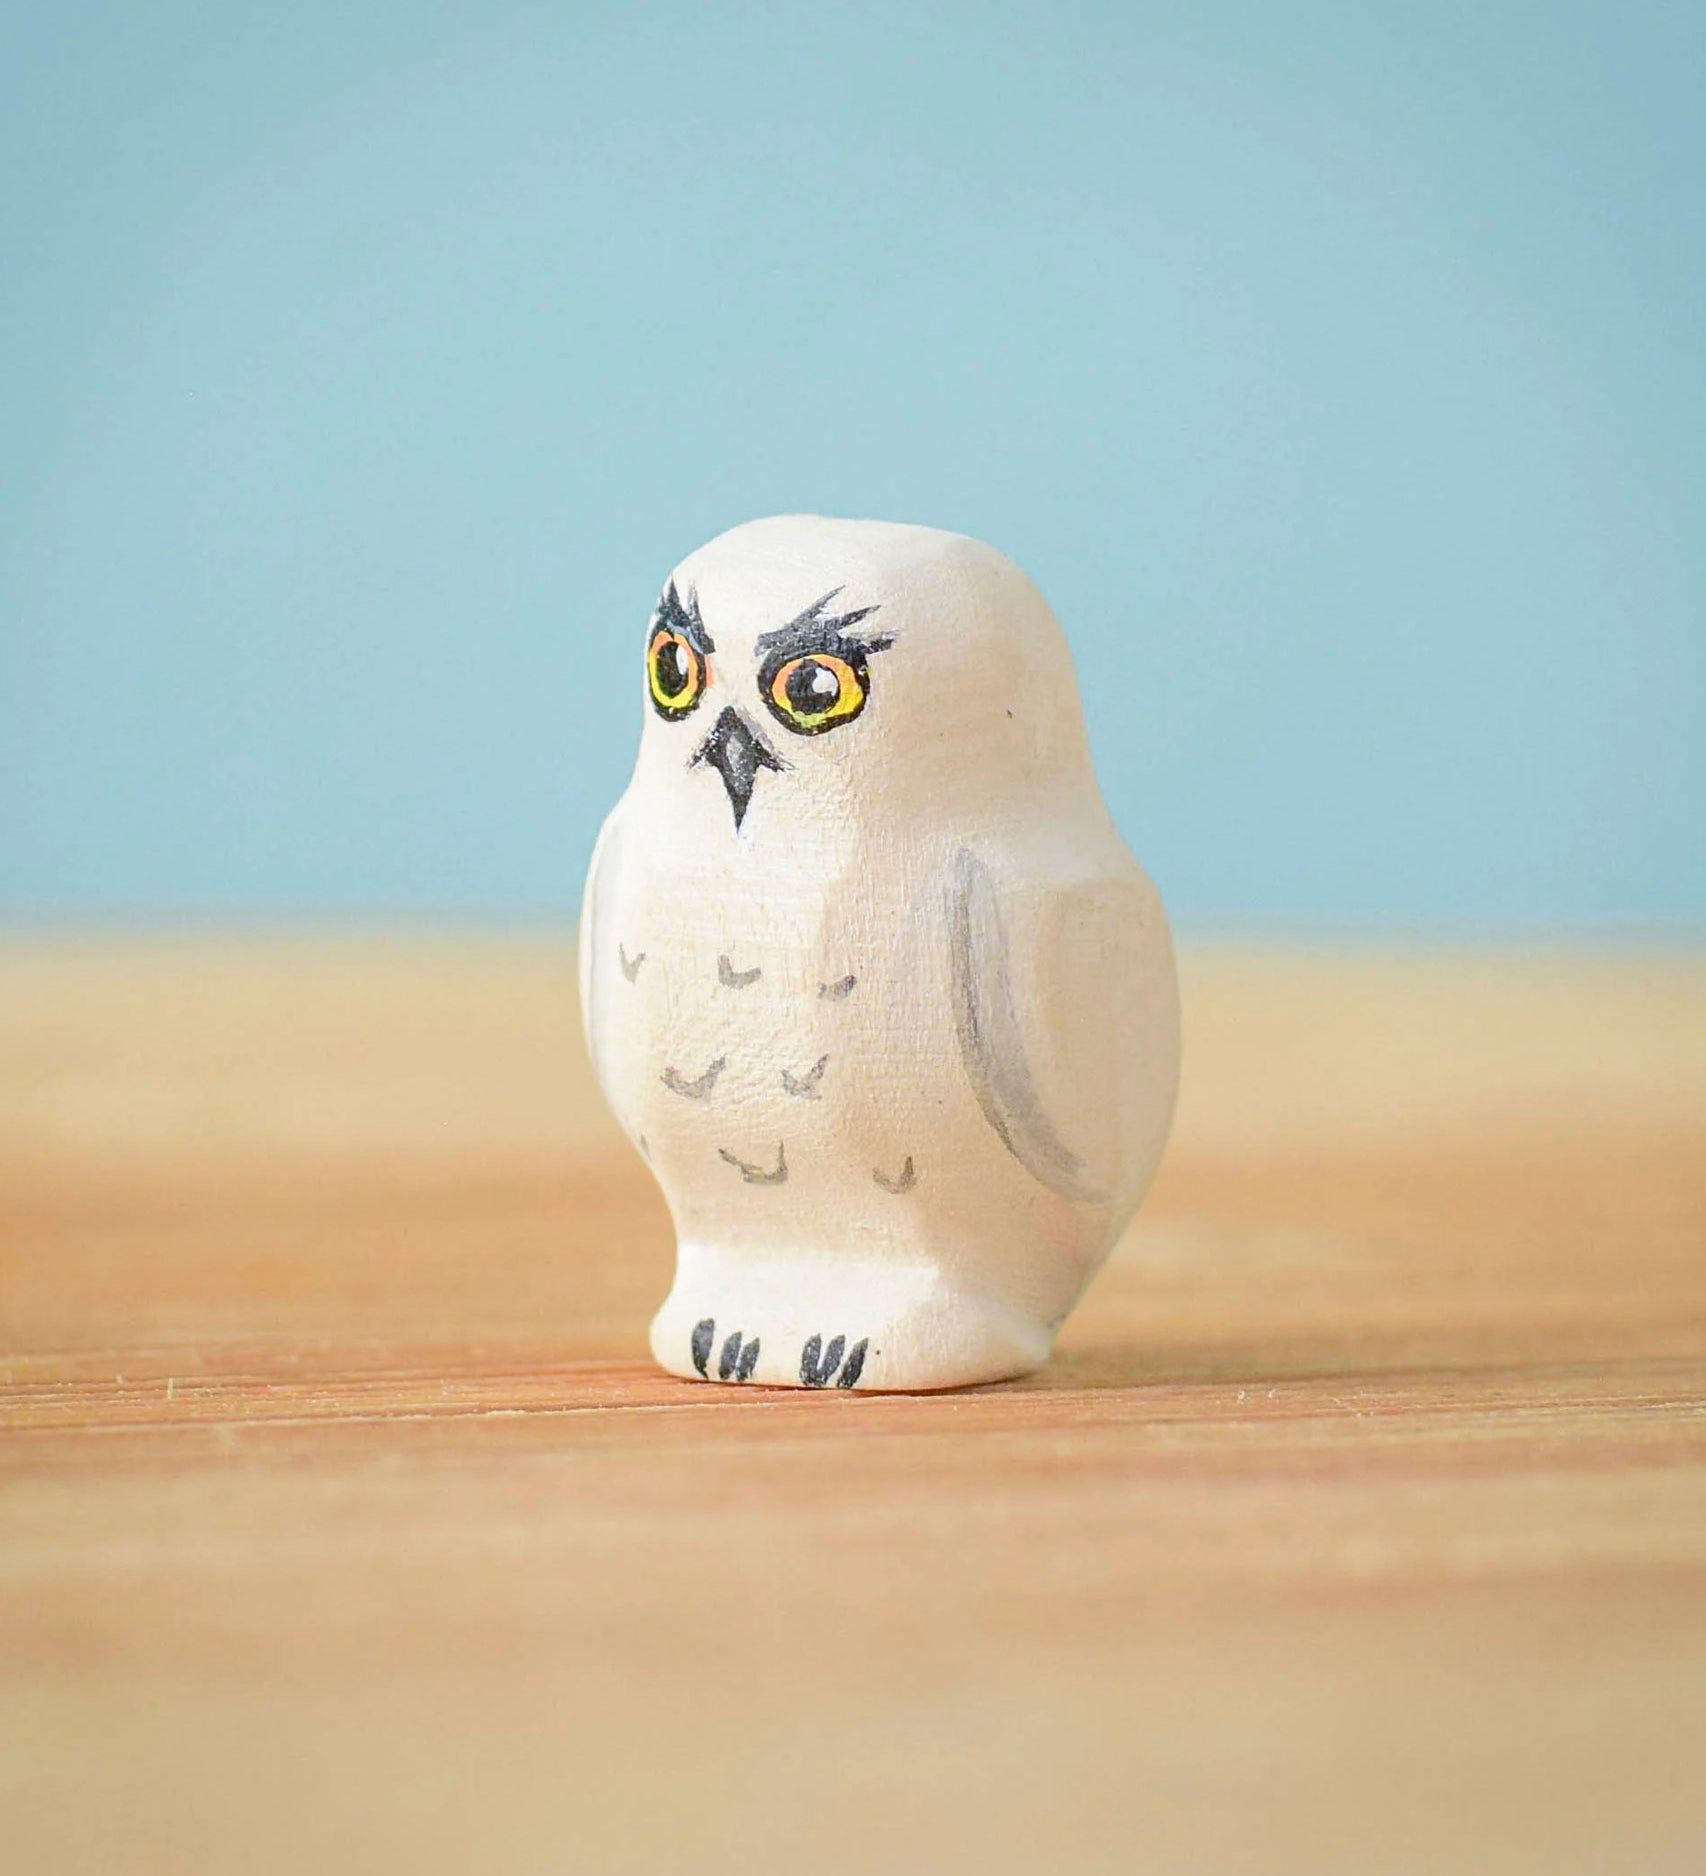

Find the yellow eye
[[647, 627, 708, 719], [764, 652, 867, 735]]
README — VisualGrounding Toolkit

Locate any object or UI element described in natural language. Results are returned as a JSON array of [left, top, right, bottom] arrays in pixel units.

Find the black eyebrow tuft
[[753, 588, 890, 661], [653, 580, 716, 656]]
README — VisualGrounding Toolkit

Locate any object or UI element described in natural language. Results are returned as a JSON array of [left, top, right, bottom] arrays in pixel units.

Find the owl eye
[[762, 651, 867, 735], [647, 627, 709, 720]]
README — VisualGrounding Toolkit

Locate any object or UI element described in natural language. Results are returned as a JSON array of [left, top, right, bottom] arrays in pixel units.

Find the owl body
[[581, 516, 1178, 1390]]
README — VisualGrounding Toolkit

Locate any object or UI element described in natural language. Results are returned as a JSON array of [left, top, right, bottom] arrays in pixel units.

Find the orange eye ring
[[647, 627, 708, 720], [762, 651, 867, 735]]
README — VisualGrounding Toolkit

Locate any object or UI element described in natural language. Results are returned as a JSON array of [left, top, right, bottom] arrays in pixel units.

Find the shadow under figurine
[[580, 515, 1179, 1390]]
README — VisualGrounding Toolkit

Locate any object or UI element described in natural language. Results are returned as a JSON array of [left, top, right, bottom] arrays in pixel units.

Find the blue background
[[3, 1, 1701, 930]]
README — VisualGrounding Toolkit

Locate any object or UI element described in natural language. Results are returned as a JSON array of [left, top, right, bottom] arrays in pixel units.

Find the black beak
[[691, 706, 786, 830]]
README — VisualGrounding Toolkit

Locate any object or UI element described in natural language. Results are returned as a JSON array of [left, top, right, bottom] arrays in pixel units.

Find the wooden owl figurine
[[580, 516, 1179, 1390]]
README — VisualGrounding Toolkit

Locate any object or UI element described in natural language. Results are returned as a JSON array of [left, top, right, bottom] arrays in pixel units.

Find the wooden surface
[[3, 937, 1705, 1875]]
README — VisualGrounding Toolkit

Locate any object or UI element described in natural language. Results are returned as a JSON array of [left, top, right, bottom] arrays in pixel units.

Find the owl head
[[627, 515, 1098, 841]]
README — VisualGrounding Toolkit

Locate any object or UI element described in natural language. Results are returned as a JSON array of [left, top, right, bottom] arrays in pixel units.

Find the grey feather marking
[[619, 943, 647, 982], [947, 847, 1108, 1205], [718, 954, 761, 989], [818, 974, 857, 1001], [662, 1057, 726, 1099], [781, 1055, 829, 1099], [718, 1141, 788, 1186], [873, 1156, 917, 1194]]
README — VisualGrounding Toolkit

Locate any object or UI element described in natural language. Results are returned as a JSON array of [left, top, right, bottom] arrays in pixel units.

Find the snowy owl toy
[[580, 516, 1179, 1391]]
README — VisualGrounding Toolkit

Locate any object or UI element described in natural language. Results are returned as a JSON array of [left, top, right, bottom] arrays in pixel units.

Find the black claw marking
[[690, 1319, 715, 1378], [781, 1055, 829, 1099], [799, 1333, 848, 1388], [873, 1156, 917, 1194], [718, 954, 762, 989], [619, 944, 647, 983], [663, 1057, 725, 1099], [717, 1330, 760, 1380], [818, 975, 857, 1001], [801, 1332, 866, 1387], [718, 1142, 788, 1186]]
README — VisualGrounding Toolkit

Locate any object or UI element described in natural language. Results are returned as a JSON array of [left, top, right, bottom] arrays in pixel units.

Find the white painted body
[[580, 516, 1178, 1390]]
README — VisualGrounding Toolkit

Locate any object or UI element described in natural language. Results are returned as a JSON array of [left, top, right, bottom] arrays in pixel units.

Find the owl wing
[[945, 843, 1178, 1211], [578, 807, 628, 1096]]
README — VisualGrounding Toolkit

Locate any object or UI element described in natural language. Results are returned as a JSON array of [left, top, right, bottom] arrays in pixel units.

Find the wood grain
[[2, 937, 1704, 1875]]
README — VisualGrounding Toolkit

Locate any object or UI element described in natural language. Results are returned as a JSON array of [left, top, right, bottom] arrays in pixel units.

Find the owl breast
[[586, 811, 955, 1210]]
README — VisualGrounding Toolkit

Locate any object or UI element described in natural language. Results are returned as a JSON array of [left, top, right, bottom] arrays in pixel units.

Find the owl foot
[[799, 1333, 869, 1389], [655, 1252, 1045, 1389], [690, 1317, 761, 1382]]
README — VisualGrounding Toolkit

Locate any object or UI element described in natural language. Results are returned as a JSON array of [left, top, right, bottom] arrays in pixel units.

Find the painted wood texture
[[3, 938, 1704, 1875]]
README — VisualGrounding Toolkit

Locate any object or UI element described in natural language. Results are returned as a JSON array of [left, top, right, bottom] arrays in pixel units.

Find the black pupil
[[654, 637, 692, 698], [786, 659, 841, 714]]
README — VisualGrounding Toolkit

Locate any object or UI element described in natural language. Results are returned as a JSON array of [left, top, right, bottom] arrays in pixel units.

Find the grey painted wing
[[946, 846, 1111, 1206]]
